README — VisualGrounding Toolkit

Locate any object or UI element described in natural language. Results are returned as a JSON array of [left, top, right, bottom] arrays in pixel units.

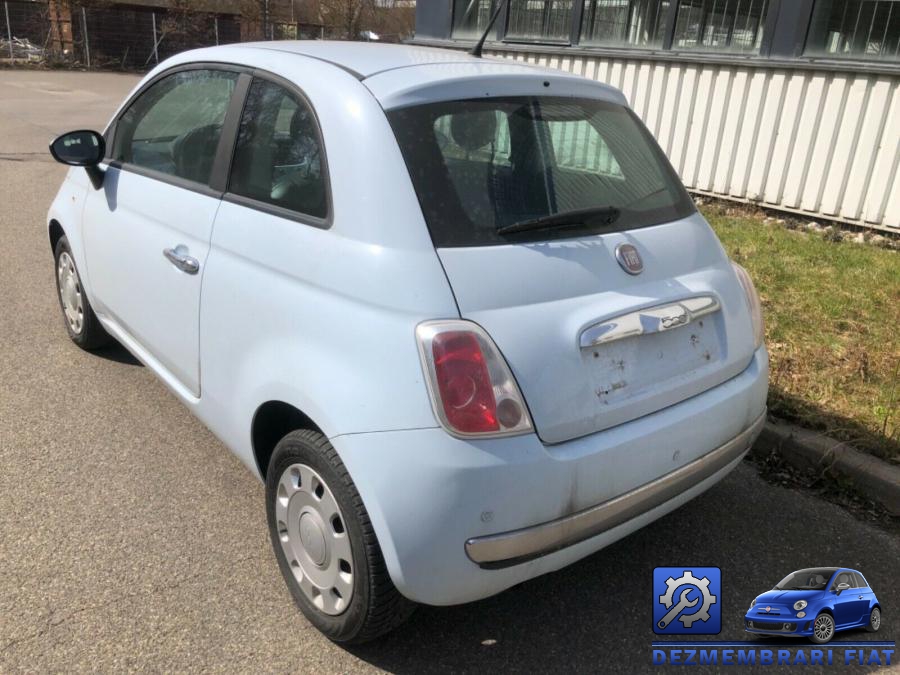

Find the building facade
[[414, 1, 900, 231]]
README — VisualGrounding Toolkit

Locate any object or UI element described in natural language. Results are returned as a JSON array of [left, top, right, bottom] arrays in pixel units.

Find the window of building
[[228, 78, 328, 220], [507, 0, 575, 41], [805, 0, 900, 61], [452, 0, 498, 39], [580, 0, 670, 47], [672, 0, 770, 53]]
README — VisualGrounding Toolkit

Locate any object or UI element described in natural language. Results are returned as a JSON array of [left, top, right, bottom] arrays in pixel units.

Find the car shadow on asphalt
[[93, 339, 142, 366]]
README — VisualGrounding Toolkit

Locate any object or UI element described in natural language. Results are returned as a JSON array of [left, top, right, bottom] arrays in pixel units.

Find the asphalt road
[[1, 69, 898, 674]]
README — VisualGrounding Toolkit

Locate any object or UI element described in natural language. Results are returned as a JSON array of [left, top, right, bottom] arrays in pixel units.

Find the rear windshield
[[388, 96, 696, 247]]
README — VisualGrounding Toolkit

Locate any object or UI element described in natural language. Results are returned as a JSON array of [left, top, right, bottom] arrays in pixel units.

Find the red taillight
[[431, 331, 499, 434], [417, 320, 532, 437]]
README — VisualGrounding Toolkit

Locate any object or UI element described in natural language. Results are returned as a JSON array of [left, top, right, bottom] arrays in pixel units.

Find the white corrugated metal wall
[[489, 49, 900, 231]]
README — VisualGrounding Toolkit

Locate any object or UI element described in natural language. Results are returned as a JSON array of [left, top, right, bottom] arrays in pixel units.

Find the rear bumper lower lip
[[465, 409, 767, 569]]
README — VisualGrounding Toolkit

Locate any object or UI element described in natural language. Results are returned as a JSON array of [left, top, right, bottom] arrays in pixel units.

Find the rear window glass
[[388, 97, 695, 247]]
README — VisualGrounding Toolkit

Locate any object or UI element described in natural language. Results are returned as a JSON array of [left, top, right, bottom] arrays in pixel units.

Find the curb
[[751, 419, 900, 517]]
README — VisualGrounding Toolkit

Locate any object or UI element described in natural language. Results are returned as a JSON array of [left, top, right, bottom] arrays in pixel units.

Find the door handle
[[163, 247, 200, 275]]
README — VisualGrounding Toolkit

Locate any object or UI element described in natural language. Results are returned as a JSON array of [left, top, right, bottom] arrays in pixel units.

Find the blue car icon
[[744, 568, 881, 644]]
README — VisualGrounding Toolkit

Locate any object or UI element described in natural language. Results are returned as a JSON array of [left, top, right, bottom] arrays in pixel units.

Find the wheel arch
[[49, 219, 65, 255], [251, 400, 324, 479]]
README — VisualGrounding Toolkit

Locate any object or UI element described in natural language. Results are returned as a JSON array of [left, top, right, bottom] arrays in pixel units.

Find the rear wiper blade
[[496, 206, 620, 236]]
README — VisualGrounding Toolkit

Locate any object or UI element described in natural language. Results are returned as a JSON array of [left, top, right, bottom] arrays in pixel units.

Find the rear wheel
[[265, 429, 415, 643], [866, 607, 881, 632], [809, 612, 835, 644], [53, 236, 111, 350]]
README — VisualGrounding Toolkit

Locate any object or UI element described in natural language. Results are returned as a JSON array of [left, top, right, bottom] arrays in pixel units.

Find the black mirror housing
[[49, 130, 105, 167], [49, 130, 106, 189]]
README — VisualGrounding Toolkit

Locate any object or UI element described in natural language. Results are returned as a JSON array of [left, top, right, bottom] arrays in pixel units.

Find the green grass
[[703, 205, 900, 462]]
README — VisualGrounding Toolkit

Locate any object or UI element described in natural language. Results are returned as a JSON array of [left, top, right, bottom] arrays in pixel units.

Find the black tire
[[265, 429, 415, 643], [53, 236, 111, 350], [865, 606, 881, 633]]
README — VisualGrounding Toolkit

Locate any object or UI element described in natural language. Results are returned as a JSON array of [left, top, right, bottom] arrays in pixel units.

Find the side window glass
[[228, 78, 327, 220], [113, 69, 238, 184], [833, 572, 852, 589]]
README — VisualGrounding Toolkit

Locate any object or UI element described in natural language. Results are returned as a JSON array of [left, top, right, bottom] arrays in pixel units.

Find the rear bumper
[[333, 347, 768, 606], [467, 410, 765, 569]]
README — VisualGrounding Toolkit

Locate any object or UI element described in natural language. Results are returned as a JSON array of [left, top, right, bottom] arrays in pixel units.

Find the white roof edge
[[363, 62, 629, 110]]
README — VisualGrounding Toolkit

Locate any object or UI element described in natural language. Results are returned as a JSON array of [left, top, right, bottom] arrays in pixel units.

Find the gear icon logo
[[653, 567, 722, 634]]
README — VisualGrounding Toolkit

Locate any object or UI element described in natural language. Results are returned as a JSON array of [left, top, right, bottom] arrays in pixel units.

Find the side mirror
[[835, 582, 850, 594], [49, 130, 106, 189], [50, 129, 105, 166]]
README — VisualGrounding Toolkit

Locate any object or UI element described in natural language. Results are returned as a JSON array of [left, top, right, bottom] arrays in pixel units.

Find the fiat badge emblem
[[615, 243, 643, 275]]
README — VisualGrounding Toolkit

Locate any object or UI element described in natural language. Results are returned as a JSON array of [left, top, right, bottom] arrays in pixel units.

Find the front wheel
[[809, 612, 835, 644], [53, 236, 111, 350], [866, 607, 881, 633], [265, 429, 415, 643]]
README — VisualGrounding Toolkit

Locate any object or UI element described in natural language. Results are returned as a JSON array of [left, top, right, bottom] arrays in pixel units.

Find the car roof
[[232, 41, 490, 80], [153, 42, 628, 111]]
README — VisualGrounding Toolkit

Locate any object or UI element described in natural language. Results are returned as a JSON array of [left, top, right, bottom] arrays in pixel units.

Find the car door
[[197, 74, 332, 431], [849, 572, 876, 625], [82, 67, 246, 397], [830, 571, 863, 628]]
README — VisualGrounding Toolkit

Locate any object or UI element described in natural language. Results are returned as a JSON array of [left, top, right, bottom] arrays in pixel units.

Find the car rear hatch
[[387, 89, 758, 444], [436, 217, 756, 443]]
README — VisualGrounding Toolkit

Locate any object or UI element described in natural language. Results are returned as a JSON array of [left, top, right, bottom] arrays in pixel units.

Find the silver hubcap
[[275, 463, 354, 615], [871, 608, 881, 630], [814, 614, 834, 641], [57, 252, 84, 334]]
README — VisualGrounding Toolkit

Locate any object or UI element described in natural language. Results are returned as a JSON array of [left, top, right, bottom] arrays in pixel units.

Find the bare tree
[[240, 0, 267, 40], [319, 0, 373, 39], [369, 0, 415, 41]]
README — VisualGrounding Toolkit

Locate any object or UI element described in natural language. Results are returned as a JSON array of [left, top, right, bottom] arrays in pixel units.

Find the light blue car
[[745, 568, 882, 643], [47, 42, 768, 642]]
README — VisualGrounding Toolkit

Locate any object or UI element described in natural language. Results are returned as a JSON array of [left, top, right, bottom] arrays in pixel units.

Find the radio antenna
[[470, 0, 509, 58]]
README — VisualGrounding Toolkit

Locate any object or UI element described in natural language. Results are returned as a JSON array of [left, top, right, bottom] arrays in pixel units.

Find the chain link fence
[[0, 0, 322, 70]]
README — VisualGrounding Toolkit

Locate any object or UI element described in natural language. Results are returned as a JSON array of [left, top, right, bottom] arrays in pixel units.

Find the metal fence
[[0, 0, 321, 70]]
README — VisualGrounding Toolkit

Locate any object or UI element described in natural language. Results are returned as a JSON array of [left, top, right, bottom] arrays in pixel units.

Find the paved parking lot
[[1, 69, 898, 673]]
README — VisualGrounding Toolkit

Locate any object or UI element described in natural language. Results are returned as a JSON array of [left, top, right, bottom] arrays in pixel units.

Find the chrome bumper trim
[[465, 410, 766, 569]]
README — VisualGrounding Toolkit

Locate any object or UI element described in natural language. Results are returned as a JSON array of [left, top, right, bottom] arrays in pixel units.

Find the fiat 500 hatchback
[[745, 568, 882, 643], [47, 42, 768, 643]]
